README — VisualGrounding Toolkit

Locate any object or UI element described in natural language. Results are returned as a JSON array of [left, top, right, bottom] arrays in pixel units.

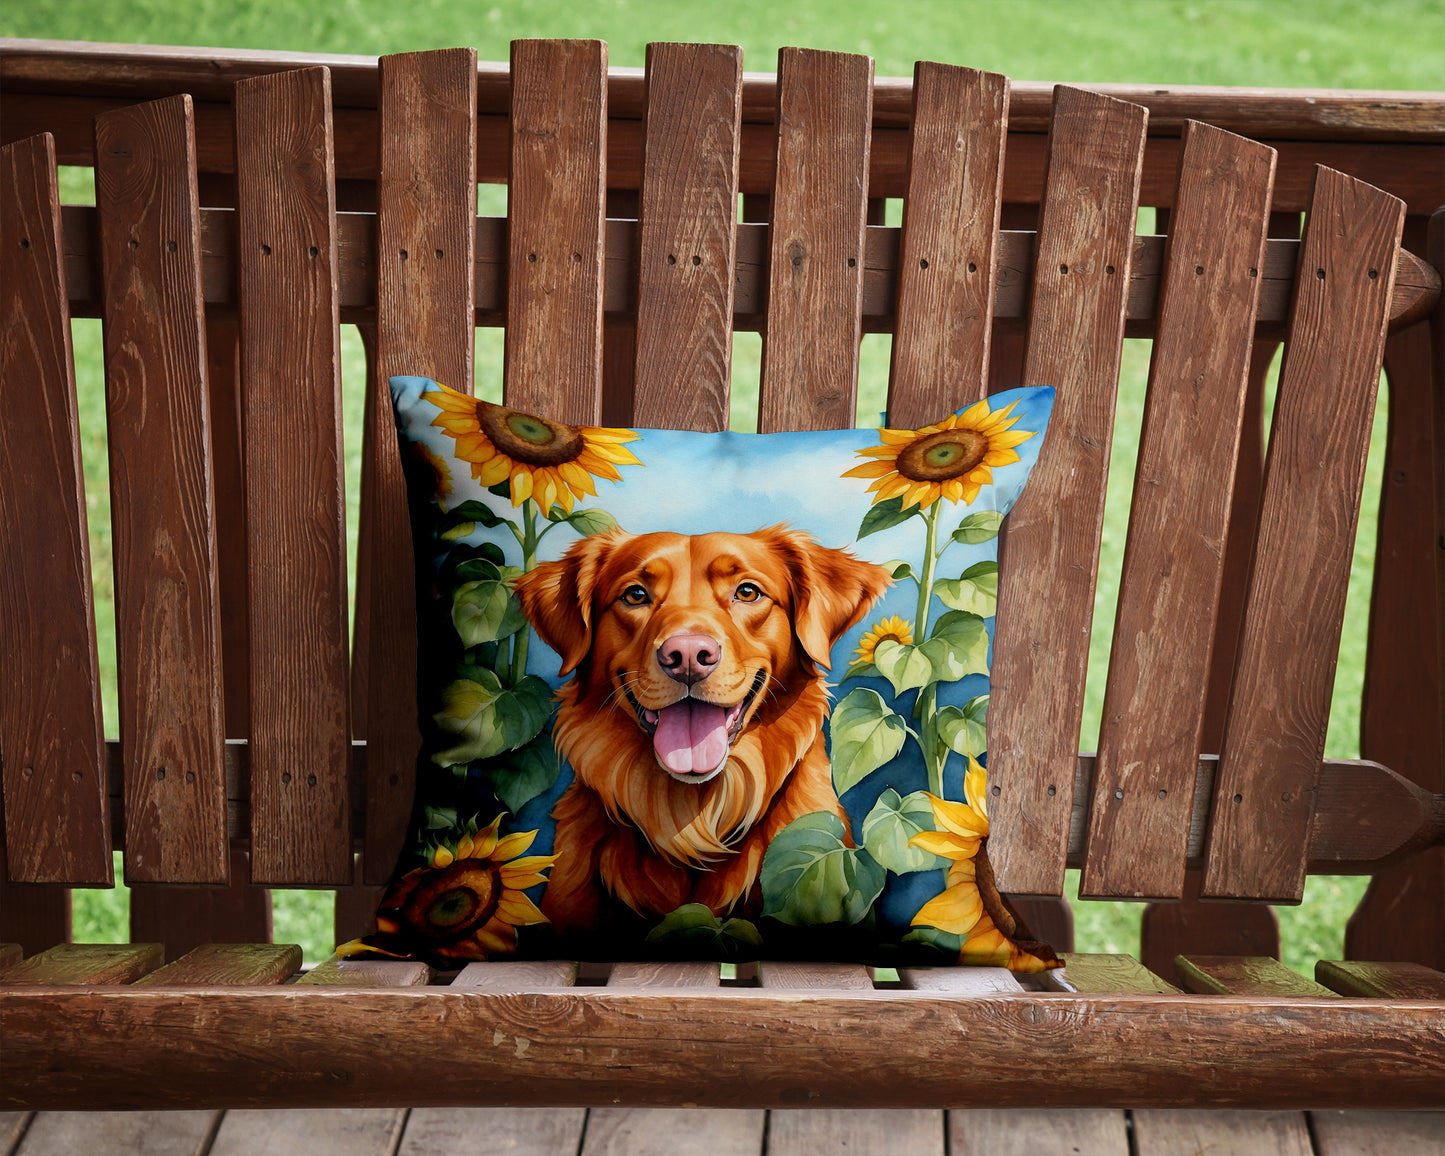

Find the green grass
[[22, 0, 1444, 969]]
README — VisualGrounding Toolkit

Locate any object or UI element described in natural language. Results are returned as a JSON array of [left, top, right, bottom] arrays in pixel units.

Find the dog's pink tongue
[[654, 701, 729, 775]]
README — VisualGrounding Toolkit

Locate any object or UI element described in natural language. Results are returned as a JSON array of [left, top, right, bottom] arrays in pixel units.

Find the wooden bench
[[1, 37, 1443, 1122]]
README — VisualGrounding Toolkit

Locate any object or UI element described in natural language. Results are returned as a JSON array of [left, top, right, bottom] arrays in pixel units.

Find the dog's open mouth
[[624, 668, 767, 781]]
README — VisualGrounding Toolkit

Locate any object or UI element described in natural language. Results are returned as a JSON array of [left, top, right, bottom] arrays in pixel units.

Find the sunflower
[[425, 383, 641, 515], [907, 758, 1060, 972], [854, 615, 914, 665], [338, 815, 557, 964], [843, 398, 1036, 511]]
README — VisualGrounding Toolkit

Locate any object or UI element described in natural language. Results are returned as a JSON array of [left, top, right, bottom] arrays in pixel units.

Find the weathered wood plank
[[1310, 1110, 1445, 1156], [0, 942, 162, 985], [297, 954, 432, 987], [757, 962, 872, 990], [132, 942, 301, 987], [401, 1108, 587, 1156], [949, 1109, 1128, 1156], [631, 42, 742, 433], [93, 95, 229, 886], [1132, 1110, 1312, 1156], [986, 88, 1147, 895], [757, 48, 873, 433], [209, 1109, 404, 1156], [1139, 869, 1280, 982], [899, 967, 1022, 994], [769, 1110, 943, 1156], [0, 945, 20, 968], [1054, 953, 1181, 994], [361, 48, 478, 885], [1204, 167, 1406, 903], [1316, 959, 1445, 999], [583, 1108, 763, 1156], [1084, 122, 1275, 900], [452, 960, 579, 988], [888, 63, 1009, 424], [15, 1110, 218, 1156], [0, 866, 69, 958], [233, 67, 352, 885], [609, 962, 720, 988], [505, 38, 607, 424], [1175, 955, 1336, 997], [0, 132, 110, 885]]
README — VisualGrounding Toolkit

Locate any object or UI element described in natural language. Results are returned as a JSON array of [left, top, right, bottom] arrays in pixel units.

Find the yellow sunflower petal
[[492, 829, 539, 862], [941, 478, 966, 504], [474, 923, 517, 955], [908, 829, 977, 860], [964, 757, 989, 819], [496, 891, 548, 925], [471, 817, 502, 860], [430, 845, 454, 868], [500, 853, 558, 876], [947, 855, 979, 886], [911, 881, 985, 936], [960, 477, 984, 505], [928, 793, 989, 839], [454, 834, 475, 860], [842, 459, 901, 480], [476, 455, 513, 486]]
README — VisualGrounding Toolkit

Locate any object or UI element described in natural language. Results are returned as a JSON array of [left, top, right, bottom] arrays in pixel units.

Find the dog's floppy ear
[[512, 530, 624, 676], [761, 526, 892, 671]]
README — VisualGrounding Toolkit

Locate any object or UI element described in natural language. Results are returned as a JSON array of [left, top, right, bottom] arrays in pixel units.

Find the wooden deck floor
[[3, 1108, 1444, 1155]]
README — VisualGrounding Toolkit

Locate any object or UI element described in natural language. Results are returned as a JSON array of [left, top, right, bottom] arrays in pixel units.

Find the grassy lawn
[[12, 0, 1442, 968]]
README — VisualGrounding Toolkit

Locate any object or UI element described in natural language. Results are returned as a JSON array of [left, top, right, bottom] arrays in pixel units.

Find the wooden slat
[[0, 132, 110, 885], [1310, 1110, 1445, 1156], [210, 1109, 405, 1156], [757, 48, 873, 434], [949, 1109, 1128, 1156], [132, 942, 301, 986], [452, 960, 579, 988], [0, 944, 20, 968], [583, 1109, 763, 1156], [899, 967, 1022, 993], [985, 87, 1148, 896], [888, 64, 1009, 424], [1083, 123, 1275, 900], [0, 863, 70, 956], [93, 95, 228, 885], [1132, 1111, 1312, 1156], [1316, 959, 1445, 998], [505, 39, 607, 424], [233, 67, 352, 885], [608, 961, 719, 988], [297, 954, 432, 987], [757, 962, 872, 990], [1053, 953, 1180, 994], [360, 48, 477, 885], [631, 42, 742, 433], [128, 846, 272, 962], [0, 942, 162, 985], [1175, 955, 1336, 997], [401, 1108, 588, 1156], [15, 1110, 219, 1156], [1204, 167, 1407, 903], [1139, 868, 1279, 981], [769, 1110, 943, 1156]]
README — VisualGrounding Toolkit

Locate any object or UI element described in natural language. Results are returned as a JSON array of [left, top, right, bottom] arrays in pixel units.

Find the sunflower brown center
[[895, 428, 991, 482], [401, 859, 503, 944], [477, 400, 585, 467]]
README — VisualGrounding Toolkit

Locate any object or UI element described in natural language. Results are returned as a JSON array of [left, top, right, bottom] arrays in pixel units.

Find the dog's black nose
[[658, 633, 721, 685]]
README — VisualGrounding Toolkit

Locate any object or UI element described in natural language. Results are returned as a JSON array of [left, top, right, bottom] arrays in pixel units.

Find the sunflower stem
[[915, 501, 945, 796], [512, 500, 539, 680]]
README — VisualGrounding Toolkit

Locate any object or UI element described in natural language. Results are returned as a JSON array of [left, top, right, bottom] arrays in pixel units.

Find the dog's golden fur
[[513, 526, 890, 931]]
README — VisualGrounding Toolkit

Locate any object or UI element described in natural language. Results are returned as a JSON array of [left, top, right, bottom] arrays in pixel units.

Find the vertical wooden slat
[[888, 63, 1009, 425], [505, 39, 607, 425], [129, 847, 271, 962], [1082, 122, 1275, 900], [361, 48, 477, 884], [757, 48, 873, 434], [0, 133, 111, 885], [631, 42, 743, 433], [93, 95, 228, 884], [985, 88, 1147, 896], [1204, 166, 1406, 903], [233, 68, 352, 885]]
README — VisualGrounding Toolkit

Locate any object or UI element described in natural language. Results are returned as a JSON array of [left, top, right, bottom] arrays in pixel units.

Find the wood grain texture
[[297, 954, 432, 987], [769, 1110, 942, 1156], [361, 49, 477, 884], [0, 942, 161, 985], [15, 1110, 218, 1156], [505, 39, 607, 424], [128, 847, 271, 961], [631, 43, 742, 433], [1204, 167, 1406, 903], [0, 133, 110, 885], [899, 967, 1022, 993], [583, 1109, 763, 1156], [93, 95, 228, 885], [209, 1109, 404, 1156], [1131, 1111, 1312, 1156], [1056, 953, 1181, 994], [1, 1112, 31, 1154], [985, 88, 1148, 896], [4, 987, 1444, 1110], [132, 942, 301, 986], [1139, 869, 1279, 981], [1083, 123, 1275, 900], [1310, 1111, 1445, 1156], [233, 67, 352, 885], [757, 962, 871, 990], [757, 48, 874, 434], [889, 64, 1009, 424], [609, 962, 719, 988], [949, 1109, 1128, 1156], [1175, 955, 1336, 997], [1316, 959, 1445, 998], [401, 1108, 587, 1156], [0, 944, 20, 967], [452, 960, 579, 988], [0, 859, 70, 956]]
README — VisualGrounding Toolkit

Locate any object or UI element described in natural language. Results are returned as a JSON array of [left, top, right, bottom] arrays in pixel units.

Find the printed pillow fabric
[[341, 376, 1060, 971]]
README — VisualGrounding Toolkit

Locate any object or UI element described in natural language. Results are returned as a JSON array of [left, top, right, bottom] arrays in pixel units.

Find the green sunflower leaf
[[443, 500, 506, 530], [563, 507, 620, 536], [487, 481, 513, 500], [873, 611, 989, 693], [760, 811, 886, 926], [936, 694, 989, 758], [861, 788, 950, 875], [883, 559, 916, 582], [952, 510, 1004, 545], [483, 735, 562, 815], [934, 560, 1000, 617], [829, 688, 912, 796], [452, 567, 527, 645], [431, 672, 553, 766], [839, 657, 881, 684], [857, 496, 916, 540], [645, 903, 764, 960], [422, 805, 459, 831]]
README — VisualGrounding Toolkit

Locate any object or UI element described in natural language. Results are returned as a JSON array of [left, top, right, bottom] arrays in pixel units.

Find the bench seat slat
[[0, 942, 162, 985], [233, 67, 353, 886], [1084, 122, 1276, 901], [1316, 959, 1445, 999], [1204, 167, 1407, 903], [1175, 954, 1337, 997], [0, 133, 111, 886], [132, 942, 301, 986], [298, 953, 432, 987], [756, 962, 871, 990], [93, 95, 230, 886], [1048, 952, 1181, 994]]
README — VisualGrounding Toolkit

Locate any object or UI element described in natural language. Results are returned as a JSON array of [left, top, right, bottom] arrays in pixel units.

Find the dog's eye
[[621, 584, 650, 606], [734, 582, 763, 603]]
